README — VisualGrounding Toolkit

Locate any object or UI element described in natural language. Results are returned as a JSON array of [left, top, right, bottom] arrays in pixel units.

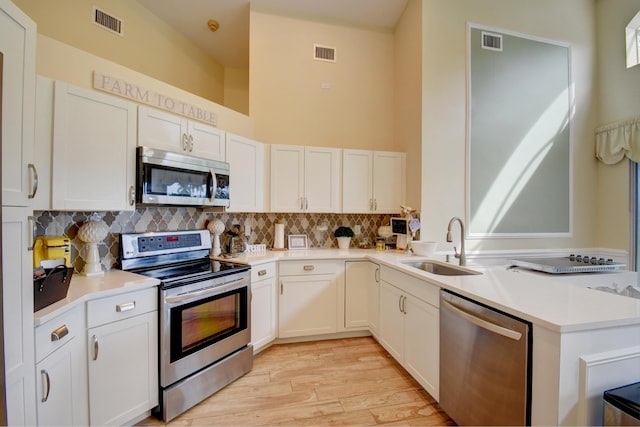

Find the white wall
[[420, 0, 599, 253]]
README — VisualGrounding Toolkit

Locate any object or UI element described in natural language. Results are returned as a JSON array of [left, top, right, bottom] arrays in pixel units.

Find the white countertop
[[34, 269, 160, 326], [36, 248, 640, 333], [221, 248, 640, 333]]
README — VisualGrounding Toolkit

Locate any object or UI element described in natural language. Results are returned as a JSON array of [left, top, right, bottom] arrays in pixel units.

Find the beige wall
[[595, 0, 640, 251], [224, 67, 250, 116], [13, 0, 226, 106], [420, 0, 599, 253], [35, 35, 254, 138], [394, 0, 422, 210], [249, 8, 395, 150]]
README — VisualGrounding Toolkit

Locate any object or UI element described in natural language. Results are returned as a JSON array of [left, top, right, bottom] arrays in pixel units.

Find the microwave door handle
[[209, 169, 218, 201]]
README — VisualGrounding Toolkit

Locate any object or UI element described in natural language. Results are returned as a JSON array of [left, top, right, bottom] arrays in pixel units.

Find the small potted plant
[[334, 226, 355, 249]]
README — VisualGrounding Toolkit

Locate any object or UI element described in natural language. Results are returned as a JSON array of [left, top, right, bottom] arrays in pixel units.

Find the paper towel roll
[[273, 221, 285, 249]]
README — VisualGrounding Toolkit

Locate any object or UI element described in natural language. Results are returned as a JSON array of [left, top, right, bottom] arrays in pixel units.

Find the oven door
[[136, 146, 230, 207], [160, 271, 251, 387]]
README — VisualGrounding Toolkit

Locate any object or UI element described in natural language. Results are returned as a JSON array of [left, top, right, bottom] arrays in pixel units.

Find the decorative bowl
[[410, 240, 437, 257]]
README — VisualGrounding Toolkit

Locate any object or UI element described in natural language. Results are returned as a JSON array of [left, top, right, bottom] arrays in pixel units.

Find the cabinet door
[[344, 261, 372, 329], [342, 149, 374, 213], [368, 263, 380, 336], [32, 75, 54, 211], [270, 145, 304, 212], [2, 206, 36, 426], [36, 341, 75, 426], [187, 120, 226, 161], [1, 1, 36, 207], [251, 276, 277, 352], [137, 105, 187, 152], [304, 146, 341, 212], [87, 312, 158, 426], [373, 151, 406, 213], [378, 281, 404, 362], [52, 82, 136, 211], [226, 133, 266, 212], [279, 274, 337, 338], [404, 295, 439, 401]]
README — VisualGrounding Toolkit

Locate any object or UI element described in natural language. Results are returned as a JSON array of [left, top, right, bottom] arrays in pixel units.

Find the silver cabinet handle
[[304, 197, 308, 210], [28, 216, 36, 251], [280, 282, 283, 295], [129, 185, 135, 206], [41, 369, 50, 402], [374, 199, 378, 211], [258, 269, 267, 276], [51, 325, 68, 341], [116, 301, 136, 312], [402, 296, 407, 314], [181, 133, 188, 151], [398, 295, 403, 313], [28, 163, 38, 199], [303, 265, 314, 271], [369, 198, 373, 211], [375, 267, 380, 283], [188, 134, 194, 152], [92, 335, 99, 361], [442, 300, 523, 341]]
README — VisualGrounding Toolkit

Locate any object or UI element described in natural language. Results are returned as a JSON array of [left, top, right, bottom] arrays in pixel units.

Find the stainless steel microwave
[[136, 146, 230, 207]]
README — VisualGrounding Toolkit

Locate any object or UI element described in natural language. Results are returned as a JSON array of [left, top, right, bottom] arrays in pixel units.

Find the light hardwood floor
[[139, 336, 453, 426]]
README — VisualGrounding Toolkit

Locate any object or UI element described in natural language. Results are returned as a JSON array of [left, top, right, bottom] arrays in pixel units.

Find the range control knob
[[599, 258, 606, 265], [591, 257, 598, 264], [583, 256, 591, 263], [569, 254, 576, 261], [576, 255, 582, 262], [607, 258, 614, 265]]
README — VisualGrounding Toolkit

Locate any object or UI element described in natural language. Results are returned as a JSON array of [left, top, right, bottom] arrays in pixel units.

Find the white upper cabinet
[[342, 149, 406, 213], [270, 144, 341, 213], [225, 133, 267, 212], [138, 105, 225, 161], [1, 0, 36, 207], [52, 81, 137, 211]]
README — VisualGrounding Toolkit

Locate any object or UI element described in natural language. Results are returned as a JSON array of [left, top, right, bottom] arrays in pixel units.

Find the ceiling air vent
[[481, 31, 502, 51], [314, 44, 336, 63], [93, 7, 123, 36]]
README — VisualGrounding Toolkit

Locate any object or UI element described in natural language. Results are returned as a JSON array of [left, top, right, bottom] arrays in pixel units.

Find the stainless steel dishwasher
[[439, 290, 532, 426]]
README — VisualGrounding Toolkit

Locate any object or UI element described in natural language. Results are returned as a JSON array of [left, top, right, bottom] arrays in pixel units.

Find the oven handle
[[209, 169, 218, 202], [164, 276, 249, 305]]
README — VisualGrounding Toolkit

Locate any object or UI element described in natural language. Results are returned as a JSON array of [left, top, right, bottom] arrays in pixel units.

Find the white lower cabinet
[[278, 260, 344, 338], [35, 305, 88, 426], [344, 260, 379, 331], [86, 288, 158, 426], [378, 266, 440, 400], [251, 262, 277, 352]]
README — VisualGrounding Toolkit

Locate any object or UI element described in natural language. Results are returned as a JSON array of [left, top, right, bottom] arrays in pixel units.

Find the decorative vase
[[337, 237, 351, 249], [77, 213, 109, 276]]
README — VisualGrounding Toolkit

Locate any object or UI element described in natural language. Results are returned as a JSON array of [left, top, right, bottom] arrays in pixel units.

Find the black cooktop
[[131, 257, 250, 287]]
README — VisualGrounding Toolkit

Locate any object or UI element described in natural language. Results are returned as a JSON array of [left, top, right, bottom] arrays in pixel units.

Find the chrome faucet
[[446, 216, 466, 266]]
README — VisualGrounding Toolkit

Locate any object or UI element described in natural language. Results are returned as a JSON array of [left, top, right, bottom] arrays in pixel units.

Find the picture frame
[[287, 234, 308, 250]]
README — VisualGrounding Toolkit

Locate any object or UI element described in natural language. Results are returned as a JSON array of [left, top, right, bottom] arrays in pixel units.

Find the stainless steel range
[[119, 229, 252, 421]]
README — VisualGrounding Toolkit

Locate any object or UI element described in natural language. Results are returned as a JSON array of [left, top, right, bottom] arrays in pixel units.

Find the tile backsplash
[[34, 208, 406, 272]]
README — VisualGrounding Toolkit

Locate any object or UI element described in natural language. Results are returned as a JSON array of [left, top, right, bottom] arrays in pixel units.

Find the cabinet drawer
[[35, 305, 83, 363], [251, 262, 276, 282], [380, 266, 440, 307], [87, 287, 157, 328], [279, 260, 337, 276]]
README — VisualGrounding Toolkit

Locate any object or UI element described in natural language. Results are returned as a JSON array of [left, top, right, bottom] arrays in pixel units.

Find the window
[[625, 11, 640, 68]]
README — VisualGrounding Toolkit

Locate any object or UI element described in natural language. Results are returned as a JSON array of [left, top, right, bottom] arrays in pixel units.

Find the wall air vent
[[93, 7, 123, 36], [481, 31, 502, 51], [314, 44, 336, 62]]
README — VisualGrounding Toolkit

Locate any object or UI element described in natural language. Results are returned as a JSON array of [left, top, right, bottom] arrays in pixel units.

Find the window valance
[[595, 116, 640, 164]]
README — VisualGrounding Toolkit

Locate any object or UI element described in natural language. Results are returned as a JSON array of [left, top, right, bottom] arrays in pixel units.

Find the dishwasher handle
[[442, 299, 522, 341]]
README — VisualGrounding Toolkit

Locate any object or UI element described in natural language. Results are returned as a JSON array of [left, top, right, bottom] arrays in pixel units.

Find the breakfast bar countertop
[[220, 248, 640, 333]]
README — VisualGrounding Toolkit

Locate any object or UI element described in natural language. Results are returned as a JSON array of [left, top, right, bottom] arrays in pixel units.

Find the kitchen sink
[[402, 260, 481, 276]]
